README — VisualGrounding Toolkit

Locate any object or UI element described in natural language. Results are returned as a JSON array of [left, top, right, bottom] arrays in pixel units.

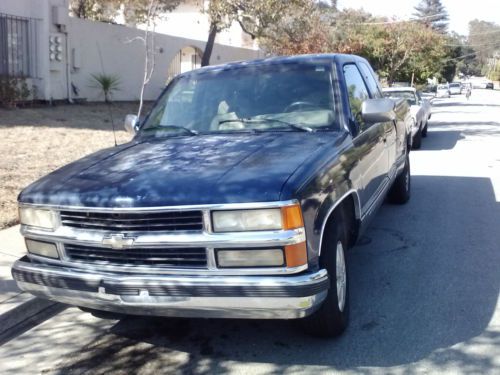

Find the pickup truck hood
[[19, 132, 344, 207]]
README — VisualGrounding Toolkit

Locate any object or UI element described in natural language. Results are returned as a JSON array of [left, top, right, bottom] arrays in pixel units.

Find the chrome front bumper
[[12, 256, 329, 319]]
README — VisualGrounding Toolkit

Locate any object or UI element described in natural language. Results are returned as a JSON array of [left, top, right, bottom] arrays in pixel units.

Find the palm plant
[[89, 73, 121, 102]]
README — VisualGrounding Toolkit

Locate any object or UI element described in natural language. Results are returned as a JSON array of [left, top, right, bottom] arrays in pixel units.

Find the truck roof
[[179, 54, 371, 76]]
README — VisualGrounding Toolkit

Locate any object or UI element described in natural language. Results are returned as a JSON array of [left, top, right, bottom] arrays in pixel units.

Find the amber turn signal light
[[281, 204, 304, 230], [285, 242, 307, 268]]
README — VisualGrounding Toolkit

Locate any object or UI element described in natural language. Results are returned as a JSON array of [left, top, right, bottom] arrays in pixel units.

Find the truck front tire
[[388, 154, 411, 204], [300, 218, 349, 337], [412, 126, 422, 149]]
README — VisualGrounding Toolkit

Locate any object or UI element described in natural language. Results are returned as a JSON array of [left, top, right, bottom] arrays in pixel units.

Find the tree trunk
[[202, 22, 218, 67]]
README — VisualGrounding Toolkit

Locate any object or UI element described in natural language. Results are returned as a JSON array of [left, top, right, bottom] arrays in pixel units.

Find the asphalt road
[[1, 90, 499, 375]]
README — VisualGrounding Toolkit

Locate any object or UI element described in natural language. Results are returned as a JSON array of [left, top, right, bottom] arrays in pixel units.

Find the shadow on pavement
[[0, 279, 19, 295], [420, 130, 464, 151], [431, 102, 500, 108], [421, 119, 500, 151], [45, 175, 500, 374]]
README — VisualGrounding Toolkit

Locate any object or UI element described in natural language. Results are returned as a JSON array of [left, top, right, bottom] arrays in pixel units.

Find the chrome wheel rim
[[336, 241, 347, 312]]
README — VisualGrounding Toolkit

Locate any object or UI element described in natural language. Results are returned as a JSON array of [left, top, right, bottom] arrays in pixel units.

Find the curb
[[0, 294, 66, 344]]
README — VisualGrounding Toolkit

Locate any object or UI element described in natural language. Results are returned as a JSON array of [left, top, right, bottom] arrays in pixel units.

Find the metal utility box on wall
[[72, 47, 81, 70], [51, 6, 68, 26]]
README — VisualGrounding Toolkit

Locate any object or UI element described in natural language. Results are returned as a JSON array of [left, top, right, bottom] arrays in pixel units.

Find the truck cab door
[[357, 62, 397, 181], [385, 119, 398, 179], [343, 64, 389, 214]]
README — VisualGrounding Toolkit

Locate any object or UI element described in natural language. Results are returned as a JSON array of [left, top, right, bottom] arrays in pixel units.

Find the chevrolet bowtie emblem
[[102, 234, 135, 249]]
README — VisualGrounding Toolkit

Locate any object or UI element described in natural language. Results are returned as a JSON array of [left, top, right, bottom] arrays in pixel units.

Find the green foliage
[[69, 0, 116, 22], [468, 20, 500, 65], [369, 21, 446, 84], [69, 0, 180, 24], [259, 3, 331, 55], [262, 6, 449, 85], [89, 73, 121, 102], [120, 0, 180, 24], [0, 76, 32, 108], [413, 0, 449, 33], [487, 61, 500, 81], [202, 0, 313, 65]]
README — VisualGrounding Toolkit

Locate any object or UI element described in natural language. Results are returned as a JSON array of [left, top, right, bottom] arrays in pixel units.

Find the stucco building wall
[[1, 0, 260, 102]]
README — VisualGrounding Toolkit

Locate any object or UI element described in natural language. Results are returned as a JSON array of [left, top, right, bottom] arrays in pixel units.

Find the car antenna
[[97, 42, 118, 147]]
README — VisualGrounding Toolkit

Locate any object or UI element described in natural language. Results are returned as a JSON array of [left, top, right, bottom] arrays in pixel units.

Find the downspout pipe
[[64, 28, 73, 103]]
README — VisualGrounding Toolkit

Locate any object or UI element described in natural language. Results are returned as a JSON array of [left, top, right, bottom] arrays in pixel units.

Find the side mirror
[[124, 114, 138, 134], [361, 98, 396, 123]]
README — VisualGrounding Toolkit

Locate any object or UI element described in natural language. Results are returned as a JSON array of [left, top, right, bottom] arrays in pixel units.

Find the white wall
[[132, 0, 257, 50], [1, 0, 71, 100], [0, 0, 44, 18], [1, 0, 260, 102], [68, 18, 260, 102]]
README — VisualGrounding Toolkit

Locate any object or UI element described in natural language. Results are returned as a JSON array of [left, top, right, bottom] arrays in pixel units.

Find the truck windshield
[[141, 63, 336, 135]]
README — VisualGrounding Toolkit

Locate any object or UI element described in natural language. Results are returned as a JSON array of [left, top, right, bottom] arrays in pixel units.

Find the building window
[[0, 13, 36, 77]]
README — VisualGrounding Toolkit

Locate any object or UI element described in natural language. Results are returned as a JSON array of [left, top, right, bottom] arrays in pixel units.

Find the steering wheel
[[283, 101, 320, 113]]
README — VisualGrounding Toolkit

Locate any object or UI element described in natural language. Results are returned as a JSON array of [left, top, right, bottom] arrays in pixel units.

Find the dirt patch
[[0, 102, 152, 229]]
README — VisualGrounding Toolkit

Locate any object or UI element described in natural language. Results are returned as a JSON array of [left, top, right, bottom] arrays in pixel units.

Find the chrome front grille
[[59, 210, 204, 232], [64, 244, 208, 268]]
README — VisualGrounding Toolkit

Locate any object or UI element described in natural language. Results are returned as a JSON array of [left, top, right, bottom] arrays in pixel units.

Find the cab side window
[[343, 64, 370, 132], [358, 62, 382, 98]]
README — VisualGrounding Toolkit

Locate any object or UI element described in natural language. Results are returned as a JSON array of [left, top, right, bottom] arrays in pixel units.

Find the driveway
[[1, 90, 499, 374]]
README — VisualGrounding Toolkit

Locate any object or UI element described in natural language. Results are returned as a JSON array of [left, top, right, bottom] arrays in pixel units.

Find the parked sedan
[[416, 91, 432, 137], [461, 82, 472, 93], [472, 79, 493, 89], [383, 87, 427, 149], [449, 82, 462, 95], [436, 84, 450, 98]]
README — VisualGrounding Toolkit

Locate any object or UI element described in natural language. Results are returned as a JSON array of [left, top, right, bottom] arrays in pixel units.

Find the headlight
[[212, 204, 303, 233], [212, 208, 282, 232], [19, 207, 58, 230]]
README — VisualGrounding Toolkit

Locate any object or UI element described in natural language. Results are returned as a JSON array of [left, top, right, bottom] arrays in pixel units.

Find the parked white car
[[449, 82, 462, 95], [436, 84, 450, 98], [383, 87, 431, 149], [416, 91, 432, 132], [471, 77, 494, 89]]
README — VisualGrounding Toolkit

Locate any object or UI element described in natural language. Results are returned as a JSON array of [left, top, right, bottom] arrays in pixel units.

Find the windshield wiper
[[142, 125, 198, 135], [218, 118, 313, 132]]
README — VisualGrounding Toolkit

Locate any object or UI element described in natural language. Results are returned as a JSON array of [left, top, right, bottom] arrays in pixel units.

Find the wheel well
[[321, 194, 360, 253]]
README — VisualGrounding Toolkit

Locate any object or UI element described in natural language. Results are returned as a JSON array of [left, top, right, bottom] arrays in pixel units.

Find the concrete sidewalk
[[0, 225, 63, 341]]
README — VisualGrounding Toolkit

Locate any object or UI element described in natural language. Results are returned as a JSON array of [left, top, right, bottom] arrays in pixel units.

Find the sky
[[337, 0, 500, 35]]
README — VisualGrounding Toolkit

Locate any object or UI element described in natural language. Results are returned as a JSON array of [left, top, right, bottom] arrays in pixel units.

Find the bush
[[487, 62, 500, 81], [0, 75, 32, 108], [89, 73, 121, 102]]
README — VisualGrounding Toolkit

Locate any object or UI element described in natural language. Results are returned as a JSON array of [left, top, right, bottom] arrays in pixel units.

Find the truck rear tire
[[388, 155, 411, 204], [422, 122, 428, 137], [300, 218, 349, 337]]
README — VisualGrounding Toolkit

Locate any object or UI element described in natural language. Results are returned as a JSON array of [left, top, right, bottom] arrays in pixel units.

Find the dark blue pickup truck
[[12, 54, 411, 337]]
